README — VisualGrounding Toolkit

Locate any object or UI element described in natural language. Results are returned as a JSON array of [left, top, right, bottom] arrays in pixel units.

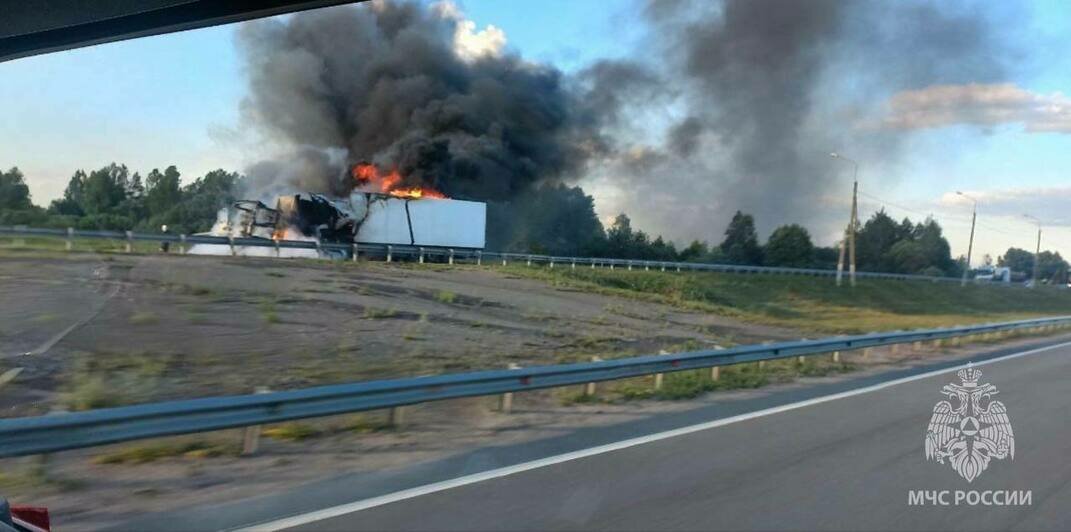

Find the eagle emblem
[[925, 364, 1014, 482]]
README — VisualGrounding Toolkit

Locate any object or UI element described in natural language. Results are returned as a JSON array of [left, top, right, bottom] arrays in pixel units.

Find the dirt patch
[[0, 253, 801, 416]]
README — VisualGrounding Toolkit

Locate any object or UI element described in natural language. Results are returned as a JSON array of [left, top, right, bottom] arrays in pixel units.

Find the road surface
[[117, 337, 1071, 531]]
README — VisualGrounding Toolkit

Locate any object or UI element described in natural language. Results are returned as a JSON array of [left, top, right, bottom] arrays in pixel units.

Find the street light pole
[[831, 152, 859, 287], [1024, 214, 1042, 288], [956, 191, 977, 286]]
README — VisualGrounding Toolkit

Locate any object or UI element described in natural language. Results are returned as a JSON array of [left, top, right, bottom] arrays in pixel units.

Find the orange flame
[[351, 163, 446, 199]]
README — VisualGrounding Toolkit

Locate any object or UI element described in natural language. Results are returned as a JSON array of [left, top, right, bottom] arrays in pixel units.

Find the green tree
[[719, 211, 762, 265], [0, 167, 32, 211], [886, 240, 928, 273], [49, 170, 87, 216], [605, 214, 636, 258], [80, 163, 130, 215], [171, 169, 243, 233], [145, 166, 183, 218], [913, 217, 956, 275], [855, 210, 906, 271], [1036, 251, 1069, 284], [998, 247, 1034, 276], [678, 240, 710, 262], [764, 224, 815, 267]]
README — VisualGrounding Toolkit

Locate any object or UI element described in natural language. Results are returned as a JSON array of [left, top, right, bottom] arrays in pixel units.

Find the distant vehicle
[[974, 266, 1011, 283]]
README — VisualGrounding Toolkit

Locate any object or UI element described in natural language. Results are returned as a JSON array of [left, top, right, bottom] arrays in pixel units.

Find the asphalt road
[[267, 340, 1071, 531]]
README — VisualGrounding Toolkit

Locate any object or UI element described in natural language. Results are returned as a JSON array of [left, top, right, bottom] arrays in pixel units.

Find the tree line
[[0, 164, 242, 234], [1, 164, 1066, 281]]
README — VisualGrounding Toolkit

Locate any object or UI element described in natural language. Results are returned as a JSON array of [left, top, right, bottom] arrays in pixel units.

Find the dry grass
[[502, 266, 1071, 334]]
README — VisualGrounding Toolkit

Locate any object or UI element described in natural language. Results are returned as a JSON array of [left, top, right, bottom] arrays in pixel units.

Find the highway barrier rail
[[0, 224, 1026, 286], [1, 316, 1069, 458]]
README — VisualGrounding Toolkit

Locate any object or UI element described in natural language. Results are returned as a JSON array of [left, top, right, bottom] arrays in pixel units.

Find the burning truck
[[191, 163, 486, 258]]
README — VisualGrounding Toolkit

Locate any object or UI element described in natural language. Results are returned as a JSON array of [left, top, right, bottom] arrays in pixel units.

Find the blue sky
[[1, 0, 1069, 261]]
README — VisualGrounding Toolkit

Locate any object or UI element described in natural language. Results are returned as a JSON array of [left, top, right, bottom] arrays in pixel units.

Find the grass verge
[[500, 265, 1071, 334]]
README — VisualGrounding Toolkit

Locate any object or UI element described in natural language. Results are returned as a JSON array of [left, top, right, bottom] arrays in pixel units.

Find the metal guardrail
[[0, 224, 1030, 286], [1, 316, 1069, 458]]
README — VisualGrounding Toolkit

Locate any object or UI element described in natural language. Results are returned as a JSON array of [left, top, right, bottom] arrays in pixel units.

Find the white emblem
[[925, 364, 1014, 482]]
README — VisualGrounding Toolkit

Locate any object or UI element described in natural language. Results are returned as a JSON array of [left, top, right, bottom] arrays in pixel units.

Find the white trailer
[[354, 194, 486, 249], [192, 192, 486, 257]]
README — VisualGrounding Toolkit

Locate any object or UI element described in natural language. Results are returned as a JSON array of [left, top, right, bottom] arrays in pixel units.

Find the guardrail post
[[627, 261, 632, 271], [419, 247, 425, 264], [584, 357, 602, 396], [610, 262, 615, 271], [502, 257, 507, 266], [386, 245, 393, 263], [352, 243, 359, 262], [591, 261, 595, 269], [314, 238, 321, 257], [499, 363, 522, 413], [890, 343, 900, 354], [862, 347, 872, 360], [476, 251, 482, 266], [65, 227, 74, 251], [273, 238, 280, 258], [527, 256, 532, 267], [831, 350, 840, 363], [449, 248, 455, 265], [645, 262, 650, 271], [125, 231, 134, 253], [654, 350, 670, 390], [180, 234, 187, 255], [549, 259, 554, 269], [228, 236, 236, 257], [661, 263, 666, 272], [913, 341, 923, 351], [389, 406, 406, 428], [676, 265, 681, 272], [571, 260, 576, 270], [31, 406, 69, 481], [241, 386, 271, 456], [931, 338, 942, 348]]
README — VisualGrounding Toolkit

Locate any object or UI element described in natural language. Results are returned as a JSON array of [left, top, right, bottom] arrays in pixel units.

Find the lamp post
[[956, 191, 977, 286], [1023, 214, 1042, 288], [831, 152, 859, 287]]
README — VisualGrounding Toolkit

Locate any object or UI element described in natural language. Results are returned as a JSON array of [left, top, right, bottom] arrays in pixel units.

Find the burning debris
[[191, 164, 485, 257]]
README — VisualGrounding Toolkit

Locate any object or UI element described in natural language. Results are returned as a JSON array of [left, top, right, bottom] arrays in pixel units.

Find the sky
[[1, 0, 1070, 264]]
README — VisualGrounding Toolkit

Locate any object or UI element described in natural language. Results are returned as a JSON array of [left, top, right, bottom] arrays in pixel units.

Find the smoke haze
[[236, 0, 1021, 244]]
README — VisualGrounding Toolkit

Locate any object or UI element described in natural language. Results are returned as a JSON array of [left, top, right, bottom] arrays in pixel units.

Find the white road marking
[[238, 340, 1071, 531]]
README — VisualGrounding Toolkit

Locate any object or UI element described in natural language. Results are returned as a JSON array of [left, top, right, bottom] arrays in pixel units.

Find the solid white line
[[239, 339, 1071, 531]]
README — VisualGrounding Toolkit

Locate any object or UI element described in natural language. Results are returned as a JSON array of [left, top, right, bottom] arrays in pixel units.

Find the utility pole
[[957, 191, 977, 286], [832, 152, 859, 287], [1024, 214, 1042, 288]]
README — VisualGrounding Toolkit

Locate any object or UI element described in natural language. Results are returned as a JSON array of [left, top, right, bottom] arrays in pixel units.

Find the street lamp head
[[830, 152, 839, 158]]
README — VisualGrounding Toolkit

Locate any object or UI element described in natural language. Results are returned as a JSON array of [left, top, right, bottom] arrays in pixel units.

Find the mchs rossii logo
[[909, 364, 1030, 507]]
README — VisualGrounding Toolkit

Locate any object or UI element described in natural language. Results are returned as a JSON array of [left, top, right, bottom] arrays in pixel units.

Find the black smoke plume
[[236, 0, 1021, 246], [237, 1, 601, 200], [587, 0, 1020, 243]]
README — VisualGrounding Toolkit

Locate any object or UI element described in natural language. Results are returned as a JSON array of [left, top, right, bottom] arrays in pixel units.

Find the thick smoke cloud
[[237, 1, 600, 201], [236, 0, 1021, 247], [587, 0, 1020, 244]]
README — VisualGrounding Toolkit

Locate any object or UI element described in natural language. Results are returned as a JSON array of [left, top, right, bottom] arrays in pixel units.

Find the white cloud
[[879, 83, 1071, 133], [432, 1, 506, 62]]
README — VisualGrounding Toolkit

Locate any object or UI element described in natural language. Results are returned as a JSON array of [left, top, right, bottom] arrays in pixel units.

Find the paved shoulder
[[282, 342, 1071, 531]]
